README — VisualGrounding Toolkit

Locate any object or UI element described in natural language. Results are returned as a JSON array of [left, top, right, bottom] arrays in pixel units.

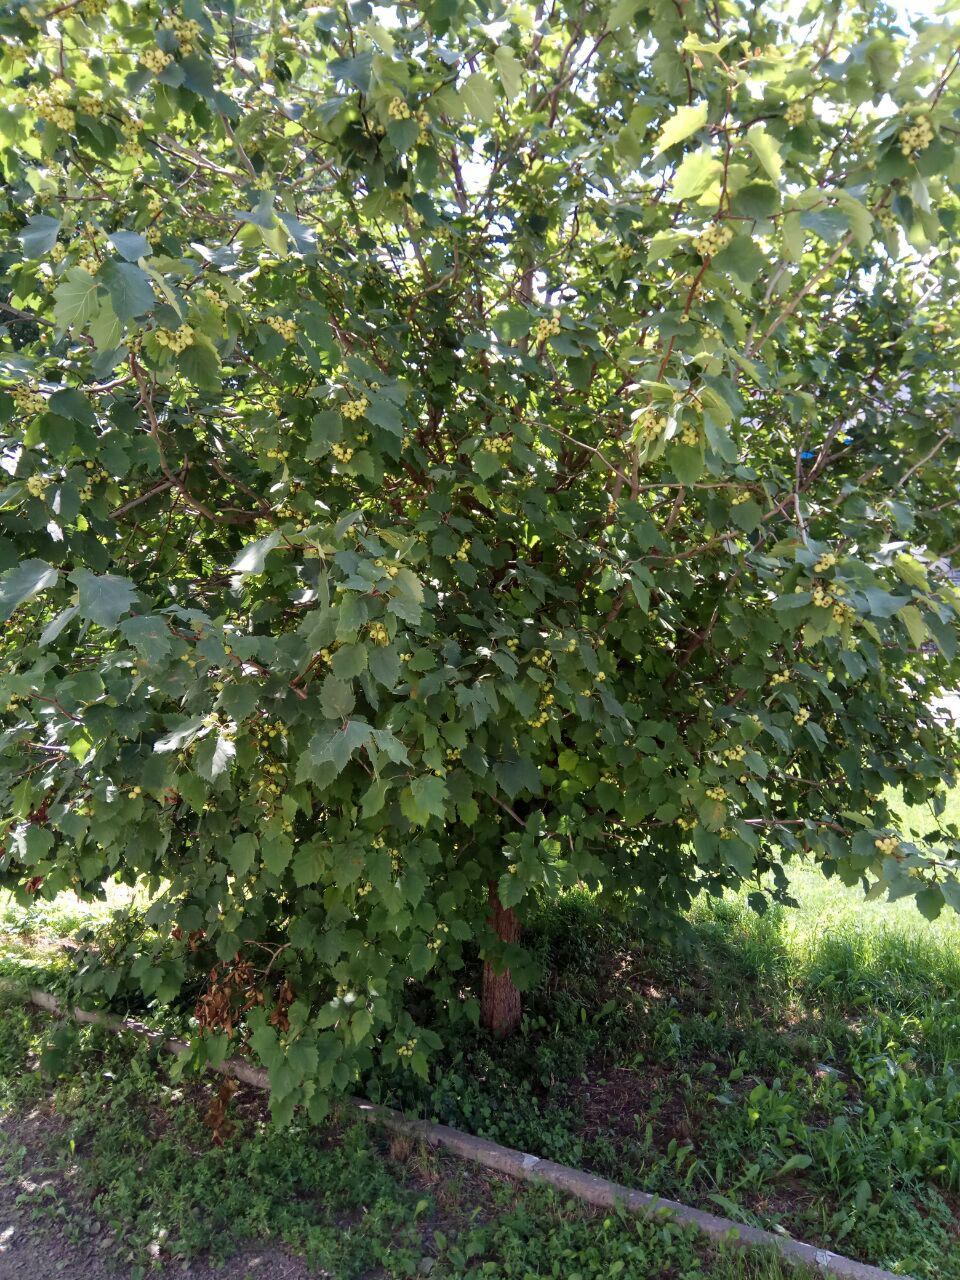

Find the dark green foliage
[[1, 0, 959, 1107]]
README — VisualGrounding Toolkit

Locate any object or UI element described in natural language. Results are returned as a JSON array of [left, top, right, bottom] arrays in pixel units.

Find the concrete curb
[[2, 981, 911, 1280]]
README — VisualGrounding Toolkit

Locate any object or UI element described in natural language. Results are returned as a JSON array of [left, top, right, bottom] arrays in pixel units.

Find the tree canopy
[[1, 0, 960, 1118]]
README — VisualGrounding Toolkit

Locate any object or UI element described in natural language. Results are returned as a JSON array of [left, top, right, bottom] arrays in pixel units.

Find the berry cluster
[[875, 205, 898, 232], [388, 96, 412, 120], [368, 621, 389, 645], [723, 744, 746, 762], [142, 47, 173, 74], [454, 538, 470, 562], [794, 707, 810, 725], [330, 442, 354, 463], [267, 315, 297, 341], [784, 102, 806, 127], [397, 1036, 418, 1060], [693, 223, 733, 258], [78, 92, 106, 117], [530, 684, 555, 729], [899, 116, 934, 156], [255, 761, 286, 801], [706, 785, 727, 802], [636, 410, 667, 443], [427, 923, 448, 953], [874, 835, 900, 855], [265, 446, 288, 461], [680, 424, 699, 446], [154, 325, 195, 353], [11, 384, 45, 415], [31, 86, 75, 131], [25, 474, 50, 498], [160, 15, 202, 52], [342, 395, 368, 420], [482, 436, 511, 458], [814, 551, 837, 573], [533, 313, 561, 344], [252, 718, 285, 747]]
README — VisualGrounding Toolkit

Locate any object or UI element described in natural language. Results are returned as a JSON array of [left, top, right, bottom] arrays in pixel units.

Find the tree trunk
[[480, 882, 521, 1035]]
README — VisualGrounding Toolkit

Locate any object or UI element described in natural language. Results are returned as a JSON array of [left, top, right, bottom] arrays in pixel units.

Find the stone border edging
[[2, 981, 911, 1280]]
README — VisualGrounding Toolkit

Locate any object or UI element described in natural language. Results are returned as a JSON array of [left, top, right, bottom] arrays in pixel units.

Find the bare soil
[[0, 1111, 321, 1280]]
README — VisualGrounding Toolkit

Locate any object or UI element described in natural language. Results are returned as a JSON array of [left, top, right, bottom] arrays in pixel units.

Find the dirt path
[[0, 1179, 318, 1279]]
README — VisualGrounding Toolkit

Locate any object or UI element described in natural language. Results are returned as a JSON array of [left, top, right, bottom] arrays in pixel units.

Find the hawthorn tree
[[2, 0, 960, 1118]]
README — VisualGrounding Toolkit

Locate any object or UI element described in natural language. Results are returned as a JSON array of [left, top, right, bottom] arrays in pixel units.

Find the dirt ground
[[0, 1113, 320, 1280]]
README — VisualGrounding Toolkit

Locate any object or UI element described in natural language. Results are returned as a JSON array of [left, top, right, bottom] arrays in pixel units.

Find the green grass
[[0, 997, 804, 1279], [3, 788, 960, 1277], [384, 861, 960, 1280]]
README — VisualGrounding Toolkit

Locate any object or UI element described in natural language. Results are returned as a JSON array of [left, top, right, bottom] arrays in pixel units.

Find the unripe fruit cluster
[[428, 923, 448, 952], [530, 683, 555, 729], [874, 834, 900, 855], [794, 707, 810, 725], [706, 785, 727, 802], [11, 385, 45, 415], [267, 315, 297, 341], [160, 15, 202, 52], [388, 96, 412, 120], [342, 396, 368, 420], [482, 436, 511, 457], [814, 551, 837, 572], [693, 223, 733, 257], [154, 325, 194, 353], [78, 92, 106, 116], [636, 410, 667, 443], [784, 102, 806, 127], [26, 85, 75, 130], [330, 442, 354, 463], [142, 47, 173, 74], [368, 621, 389, 645], [899, 116, 934, 156], [533, 313, 561, 344], [25, 474, 49, 497]]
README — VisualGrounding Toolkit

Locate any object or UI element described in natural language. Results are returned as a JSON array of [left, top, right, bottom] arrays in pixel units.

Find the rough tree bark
[[480, 881, 521, 1035]]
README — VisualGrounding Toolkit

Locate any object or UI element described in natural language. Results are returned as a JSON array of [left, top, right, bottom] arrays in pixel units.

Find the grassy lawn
[[0, 997, 803, 1280], [2, 790, 959, 1277]]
